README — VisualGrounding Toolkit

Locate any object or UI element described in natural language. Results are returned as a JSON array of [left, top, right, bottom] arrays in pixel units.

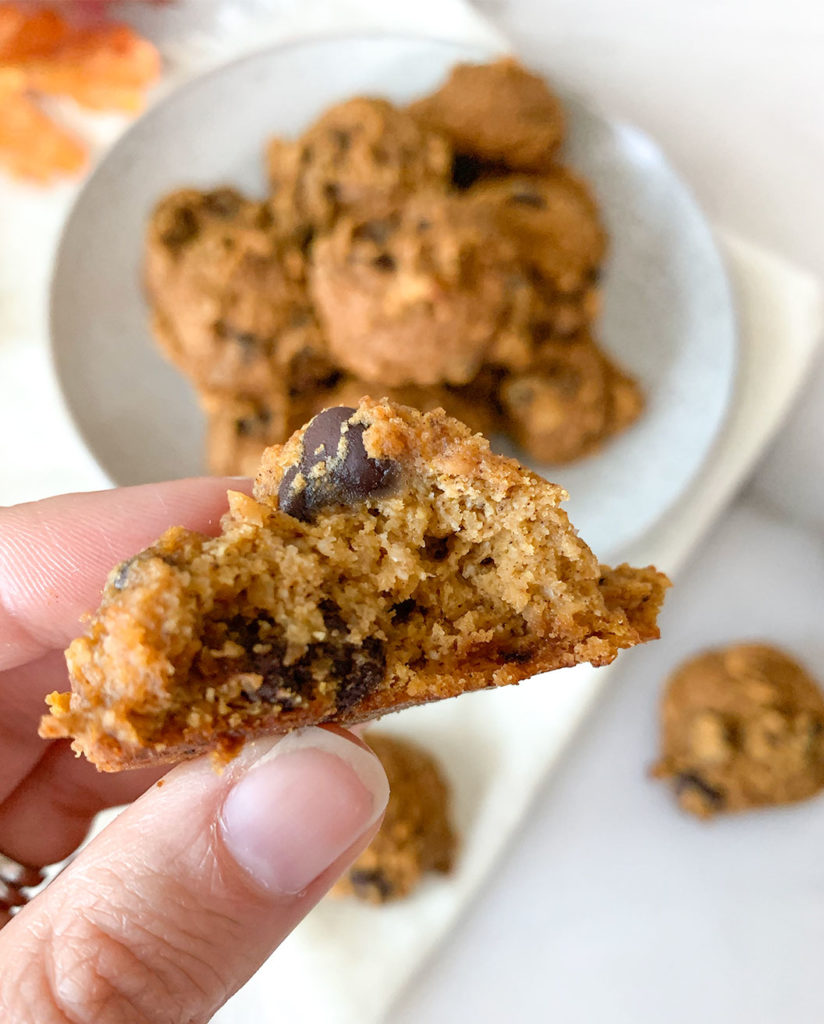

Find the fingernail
[[219, 728, 389, 895]]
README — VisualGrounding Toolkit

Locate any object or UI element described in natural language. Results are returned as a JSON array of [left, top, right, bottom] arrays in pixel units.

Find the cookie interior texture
[[41, 401, 669, 770], [653, 644, 824, 819], [332, 732, 457, 904]]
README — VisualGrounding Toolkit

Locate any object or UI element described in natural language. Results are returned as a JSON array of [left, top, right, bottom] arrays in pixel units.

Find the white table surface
[[391, 2, 824, 1021]]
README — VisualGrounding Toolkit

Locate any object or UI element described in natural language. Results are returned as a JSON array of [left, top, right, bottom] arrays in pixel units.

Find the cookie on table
[[499, 336, 643, 464], [266, 97, 452, 239], [41, 399, 669, 771], [408, 57, 565, 173], [333, 733, 456, 904], [309, 191, 523, 387], [146, 186, 330, 398], [653, 644, 824, 819]]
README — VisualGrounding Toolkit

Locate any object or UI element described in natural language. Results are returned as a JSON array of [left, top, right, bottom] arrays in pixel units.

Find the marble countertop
[[393, 2, 824, 1021]]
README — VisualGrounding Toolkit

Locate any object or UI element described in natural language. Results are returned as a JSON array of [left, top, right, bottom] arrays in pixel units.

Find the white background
[[393, 2, 824, 1021]]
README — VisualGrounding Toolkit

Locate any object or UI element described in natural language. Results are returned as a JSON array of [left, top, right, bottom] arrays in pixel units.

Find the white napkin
[[0, 4, 821, 1024]]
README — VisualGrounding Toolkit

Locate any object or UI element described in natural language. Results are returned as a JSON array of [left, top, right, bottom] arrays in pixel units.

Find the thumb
[[0, 727, 388, 1023]]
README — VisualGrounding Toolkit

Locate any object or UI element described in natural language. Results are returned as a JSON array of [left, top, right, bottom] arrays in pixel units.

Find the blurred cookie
[[146, 187, 332, 398], [409, 57, 565, 173], [469, 169, 606, 296], [653, 644, 824, 819], [309, 191, 520, 387], [266, 96, 451, 238], [333, 733, 457, 904]]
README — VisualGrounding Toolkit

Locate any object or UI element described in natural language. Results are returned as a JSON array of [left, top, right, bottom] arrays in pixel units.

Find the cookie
[[499, 336, 641, 464], [309, 192, 523, 386], [266, 96, 452, 238], [146, 186, 332, 399], [332, 733, 456, 903], [41, 399, 669, 771], [408, 57, 565, 173], [469, 169, 606, 296], [653, 644, 824, 818]]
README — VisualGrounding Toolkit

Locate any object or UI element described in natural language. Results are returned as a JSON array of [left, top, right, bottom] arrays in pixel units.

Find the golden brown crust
[[41, 400, 668, 772]]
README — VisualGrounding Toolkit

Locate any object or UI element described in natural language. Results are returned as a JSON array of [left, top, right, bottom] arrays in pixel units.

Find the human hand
[[0, 480, 389, 1022]]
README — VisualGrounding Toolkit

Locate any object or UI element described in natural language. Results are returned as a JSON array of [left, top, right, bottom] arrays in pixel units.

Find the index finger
[[0, 477, 250, 672]]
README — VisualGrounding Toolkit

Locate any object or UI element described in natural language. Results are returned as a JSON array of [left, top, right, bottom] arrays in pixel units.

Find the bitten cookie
[[408, 57, 565, 173], [267, 96, 452, 238], [653, 644, 824, 818], [332, 733, 456, 903], [309, 192, 524, 386], [41, 399, 669, 771]]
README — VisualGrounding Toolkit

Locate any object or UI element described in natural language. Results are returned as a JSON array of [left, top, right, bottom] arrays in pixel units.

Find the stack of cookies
[[144, 58, 643, 476]]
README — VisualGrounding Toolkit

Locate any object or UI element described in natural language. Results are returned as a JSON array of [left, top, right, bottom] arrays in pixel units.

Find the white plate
[[50, 34, 736, 558]]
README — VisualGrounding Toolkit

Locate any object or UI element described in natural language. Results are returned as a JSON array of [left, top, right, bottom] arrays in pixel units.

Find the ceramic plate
[[50, 34, 736, 558]]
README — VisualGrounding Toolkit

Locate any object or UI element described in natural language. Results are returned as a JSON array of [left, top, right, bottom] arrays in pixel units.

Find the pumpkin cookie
[[409, 57, 565, 173], [333, 733, 456, 903], [41, 399, 669, 771], [653, 644, 824, 818]]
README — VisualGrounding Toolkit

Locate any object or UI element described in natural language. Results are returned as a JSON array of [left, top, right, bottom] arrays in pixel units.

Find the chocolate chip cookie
[[499, 335, 643, 464], [653, 644, 824, 818], [408, 57, 565, 173], [41, 399, 669, 771], [146, 186, 331, 399], [309, 191, 524, 386], [267, 96, 452, 238], [333, 733, 456, 903]]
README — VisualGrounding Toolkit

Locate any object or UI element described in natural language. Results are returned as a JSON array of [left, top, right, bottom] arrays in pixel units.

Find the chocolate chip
[[203, 188, 242, 217], [509, 189, 546, 209], [159, 207, 198, 249], [372, 252, 396, 272], [502, 648, 532, 664], [278, 407, 399, 522], [331, 129, 351, 152], [319, 599, 346, 633], [451, 152, 484, 189], [674, 773, 725, 809], [333, 637, 386, 713], [349, 868, 394, 902]]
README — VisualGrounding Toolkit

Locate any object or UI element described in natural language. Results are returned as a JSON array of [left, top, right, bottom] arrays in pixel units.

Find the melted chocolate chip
[[349, 868, 394, 902], [333, 637, 386, 713], [278, 407, 399, 522], [501, 648, 533, 664], [674, 773, 725, 809]]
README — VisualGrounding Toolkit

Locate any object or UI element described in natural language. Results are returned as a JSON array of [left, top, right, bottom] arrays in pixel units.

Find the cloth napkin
[[0, 3, 820, 1024]]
